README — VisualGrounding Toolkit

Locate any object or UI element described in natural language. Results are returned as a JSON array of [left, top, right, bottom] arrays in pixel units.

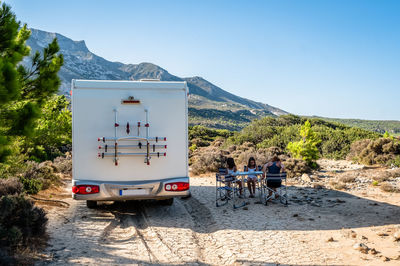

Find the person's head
[[271, 155, 280, 162], [226, 157, 236, 169], [248, 157, 256, 167]]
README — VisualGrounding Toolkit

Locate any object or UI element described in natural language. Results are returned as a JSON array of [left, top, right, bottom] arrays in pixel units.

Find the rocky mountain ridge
[[26, 28, 288, 130]]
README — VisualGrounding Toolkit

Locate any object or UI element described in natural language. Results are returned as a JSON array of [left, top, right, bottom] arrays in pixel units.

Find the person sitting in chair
[[263, 156, 285, 199], [246, 157, 258, 198], [225, 157, 243, 198]]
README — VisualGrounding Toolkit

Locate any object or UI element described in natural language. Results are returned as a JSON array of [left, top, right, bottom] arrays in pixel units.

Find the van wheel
[[86, 200, 97, 209], [159, 198, 174, 206]]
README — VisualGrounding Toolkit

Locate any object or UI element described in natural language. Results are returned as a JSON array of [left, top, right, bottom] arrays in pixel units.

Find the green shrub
[[389, 156, 400, 167], [227, 115, 379, 160], [22, 95, 72, 162], [19, 177, 43, 195], [287, 120, 321, 168], [189, 125, 233, 148], [0, 141, 30, 179], [20, 161, 60, 193]]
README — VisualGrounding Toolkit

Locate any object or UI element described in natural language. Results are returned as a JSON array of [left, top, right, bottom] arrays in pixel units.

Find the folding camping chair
[[216, 168, 246, 209], [262, 172, 288, 206], [243, 165, 265, 202]]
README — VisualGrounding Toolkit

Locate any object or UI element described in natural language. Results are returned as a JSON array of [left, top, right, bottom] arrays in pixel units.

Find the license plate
[[119, 189, 148, 196]]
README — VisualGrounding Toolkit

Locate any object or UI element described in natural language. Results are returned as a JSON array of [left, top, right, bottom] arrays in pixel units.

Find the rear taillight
[[164, 182, 189, 191], [72, 185, 100, 194]]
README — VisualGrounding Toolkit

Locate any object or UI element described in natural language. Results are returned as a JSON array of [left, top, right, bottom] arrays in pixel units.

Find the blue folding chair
[[216, 168, 245, 209], [262, 172, 288, 206]]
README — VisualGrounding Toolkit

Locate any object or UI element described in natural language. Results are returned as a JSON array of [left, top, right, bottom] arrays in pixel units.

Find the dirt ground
[[34, 160, 400, 266]]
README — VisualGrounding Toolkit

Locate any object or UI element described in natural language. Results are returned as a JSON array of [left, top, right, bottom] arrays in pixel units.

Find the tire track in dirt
[[179, 197, 217, 233], [98, 218, 119, 243], [114, 204, 185, 264], [139, 206, 184, 258], [179, 197, 237, 265], [122, 213, 158, 263]]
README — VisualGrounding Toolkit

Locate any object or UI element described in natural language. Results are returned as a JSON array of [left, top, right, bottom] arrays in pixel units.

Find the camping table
[[232, 171, 264, 200]]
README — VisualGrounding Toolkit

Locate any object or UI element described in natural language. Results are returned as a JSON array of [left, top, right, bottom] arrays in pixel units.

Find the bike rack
[[97, 109, 167, 166]]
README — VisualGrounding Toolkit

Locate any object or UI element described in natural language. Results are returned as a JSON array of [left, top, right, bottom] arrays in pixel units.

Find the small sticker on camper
[[121, 96, 140, 104]]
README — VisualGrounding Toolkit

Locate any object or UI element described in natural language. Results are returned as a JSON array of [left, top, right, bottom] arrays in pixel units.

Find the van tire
[[159, 198, 174, 206], [86, 200, 97, 209]]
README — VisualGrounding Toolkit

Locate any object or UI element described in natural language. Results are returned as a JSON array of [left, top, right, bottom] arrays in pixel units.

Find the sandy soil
[[35, 160, 400, 265]]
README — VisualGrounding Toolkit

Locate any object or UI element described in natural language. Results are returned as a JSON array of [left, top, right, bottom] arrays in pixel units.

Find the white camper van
[[71, 79, 189, 208]]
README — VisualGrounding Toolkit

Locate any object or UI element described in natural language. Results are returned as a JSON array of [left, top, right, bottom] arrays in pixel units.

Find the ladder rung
[[101, 152, 167, 157], [98, 136, 167, 142], [99, 144, 167, 149]]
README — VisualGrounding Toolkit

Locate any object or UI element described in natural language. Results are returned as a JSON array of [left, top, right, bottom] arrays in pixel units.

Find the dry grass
[[347, 138, 400, 166], [372, 172, 391, 183], [338, 175, 356, 183], [330, 181, 347, 190], [386, 168, 400, 178], [0, 177, 23, 196], [53, 153, 72, 176], [380, 182, 400, 193]]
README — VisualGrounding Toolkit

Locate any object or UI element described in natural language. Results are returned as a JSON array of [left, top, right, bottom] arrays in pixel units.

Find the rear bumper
[[72, 177, 190, 201]]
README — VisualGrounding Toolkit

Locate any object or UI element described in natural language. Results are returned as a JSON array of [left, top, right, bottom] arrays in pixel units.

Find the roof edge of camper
[[72, 79, 187, 91]]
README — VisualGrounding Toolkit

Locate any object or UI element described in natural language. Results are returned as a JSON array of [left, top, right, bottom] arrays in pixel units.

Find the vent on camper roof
[[139, 79, 160, 82]]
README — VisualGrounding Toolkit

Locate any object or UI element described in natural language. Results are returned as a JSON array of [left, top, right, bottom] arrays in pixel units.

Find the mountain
[[26, 28, 288, 130]]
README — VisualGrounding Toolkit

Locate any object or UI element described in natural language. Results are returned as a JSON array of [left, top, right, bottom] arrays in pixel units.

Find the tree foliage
[[287, 120, 321, 167], [0, 2, 63, 163], [23, 95, 71, 161]]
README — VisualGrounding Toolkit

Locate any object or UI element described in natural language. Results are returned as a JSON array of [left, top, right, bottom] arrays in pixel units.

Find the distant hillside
[[26, 28, 288, 130], [313, 117, 400, 135]]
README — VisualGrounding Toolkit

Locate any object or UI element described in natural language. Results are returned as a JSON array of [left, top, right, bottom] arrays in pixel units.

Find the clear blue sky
[[5, 0, 400, 120]]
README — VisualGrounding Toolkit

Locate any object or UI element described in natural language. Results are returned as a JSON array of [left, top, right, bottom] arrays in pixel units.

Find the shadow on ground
[[89, 184, 400, 233]]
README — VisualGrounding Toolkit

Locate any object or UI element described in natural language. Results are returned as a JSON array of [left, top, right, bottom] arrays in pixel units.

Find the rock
[[369, 248, 378, 255], [381, 256, 390, 262], [243, 207, 248, 210], [293, 214, 299, 217], [327, 237, 334, 242], [350, 230, 357, 238], [393, 231, 400, 241], [336, 199, 346, 203], [301, 174, 312, 183], [361, 235, 368, 240], [353, 243, 369, 254], [377, 232, 389, 237]]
